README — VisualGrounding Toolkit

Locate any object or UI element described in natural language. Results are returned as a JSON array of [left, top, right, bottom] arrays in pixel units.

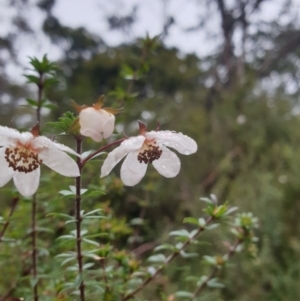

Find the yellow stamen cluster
[[5, 146, 43, 173], [137, 142, 162, 164]]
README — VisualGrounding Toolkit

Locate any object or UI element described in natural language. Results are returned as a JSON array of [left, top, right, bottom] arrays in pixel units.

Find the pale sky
[[2, 0, 300, 82]]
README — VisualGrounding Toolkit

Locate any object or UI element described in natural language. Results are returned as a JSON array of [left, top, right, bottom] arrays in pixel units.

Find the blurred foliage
[[1, 0, 300, 300]]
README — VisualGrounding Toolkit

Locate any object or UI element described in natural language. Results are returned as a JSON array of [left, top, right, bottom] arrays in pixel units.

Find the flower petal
[[39, 148, 80, 177], [0, 126, 30, 146], [100, 136, 145, 178], [152, 146, 181, 178], [120, 151, 148, 186], [102, 115, 115, 139], [32, 136, 80, 157], [13, 168, 40, 197], [146, 131, 197, 155], [79, 108, 115, 142], [80, 128, 104, 142], [0, 147, 15, 186]]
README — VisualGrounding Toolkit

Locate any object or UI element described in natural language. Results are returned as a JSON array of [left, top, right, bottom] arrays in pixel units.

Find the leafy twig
[[189, 238, 242, 300], [122, 216, 213, 301], [0, 196, 19, 242]]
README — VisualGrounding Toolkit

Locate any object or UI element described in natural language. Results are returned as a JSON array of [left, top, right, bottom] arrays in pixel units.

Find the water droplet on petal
[[184, 149, 191, 155]]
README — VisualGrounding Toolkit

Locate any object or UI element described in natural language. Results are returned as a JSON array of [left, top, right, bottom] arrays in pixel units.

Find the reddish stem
[[75, 137, 85, 300], [81, 138, 126, 166]]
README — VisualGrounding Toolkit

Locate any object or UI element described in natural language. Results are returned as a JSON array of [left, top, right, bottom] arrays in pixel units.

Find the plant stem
[[81, 138, 126, 166], [32, 193, 38, 301], [31, 70, 44, 301], [36, 71, 44, 127], [0, 196, 19, 242], [122, 216, 213, 301], [189, 237, 243, 300], [125, 47, 148, 97], [75, 137, 85, 300]]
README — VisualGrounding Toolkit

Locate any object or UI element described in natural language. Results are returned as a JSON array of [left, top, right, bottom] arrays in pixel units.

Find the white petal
[[0, 147, 15, 186], [102, 115, 115, 139], [152, 146, 181, 178], [120, 151, 148, 186], [79, 107, 105, 129], [13, 168, 40, 197], [0, 126, 29, 146], [32, 136, 80, 157], [80, 128, 103, 142], [100, 136, 145, 178], [146, 131, 197, 155], [39, 148, 80, 177]]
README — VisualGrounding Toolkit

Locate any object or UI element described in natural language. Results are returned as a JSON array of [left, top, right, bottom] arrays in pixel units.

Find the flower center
[[4, 146, 43, 173], [137, 141, 162, 164]]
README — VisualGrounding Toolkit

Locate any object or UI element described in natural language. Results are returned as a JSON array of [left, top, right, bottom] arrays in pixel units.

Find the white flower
[[100, 126, 197, 186], [73, 96, 120, 142], [79, 107, 115, 142], [0, 126, 80, 197]]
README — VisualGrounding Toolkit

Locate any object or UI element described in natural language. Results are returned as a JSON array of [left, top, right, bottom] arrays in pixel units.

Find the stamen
[[5, 146, 43, 173], [137, 143, 162, 164]]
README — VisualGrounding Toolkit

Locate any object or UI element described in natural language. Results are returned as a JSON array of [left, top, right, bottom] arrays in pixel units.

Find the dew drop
[[184, 149, 191, 155]]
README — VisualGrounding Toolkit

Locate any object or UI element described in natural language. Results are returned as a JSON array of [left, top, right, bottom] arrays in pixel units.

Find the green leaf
[[206, 223, 220, 230], [58, 190, 75, 198], [85, 233, 109, 239], [43, 103, 57, 110], [74, 273, 83, 288], [56, 235, 75, 240], [30, 277, 38, 288], [24, 74, 39, 84], [174, 291, 193, 298], [200, 197, 213, 204], [83, 209, 103, 216], [26, 98, 38, 107], [46, 111, 78, 134], [224, 207, 238, 216], [203, 255, 216, 265], [180, 251, 199, 258], [55, 251, 77, 258], [154, 243, 175, 252], [130, 218, 144, 226], [44, 77, 59, 87], [169, 229, 190, 238], [147, 254, 166, 263], [207, 278, 225, 288], [47, 212, 75, 220], [82, 238, 100, 247], [183, 217, 199, 226], [36, 227, 54, 233], [198, 218, 206, 227], [61, 257, 77, 266], [83, 262, 95, 270]]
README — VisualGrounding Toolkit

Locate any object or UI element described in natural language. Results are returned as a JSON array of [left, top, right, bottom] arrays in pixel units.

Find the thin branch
[[36, 71, 44, 129], [122, 216, 213, 301], [81, 138, 126, 166], [31, 69, 44, 301], [32, 193, 38, 301], [75, 137, 85, 300], [0, 196, 19, 242], [189, 238, 242, 300]]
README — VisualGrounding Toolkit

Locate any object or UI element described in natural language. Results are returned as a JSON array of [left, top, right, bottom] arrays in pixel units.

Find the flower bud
[[79, 107, 115, 142], [72, 96, 121, 142]]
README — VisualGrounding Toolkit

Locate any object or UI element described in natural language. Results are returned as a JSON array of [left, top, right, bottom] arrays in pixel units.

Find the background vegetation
[[1, 0, 300, 300]]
